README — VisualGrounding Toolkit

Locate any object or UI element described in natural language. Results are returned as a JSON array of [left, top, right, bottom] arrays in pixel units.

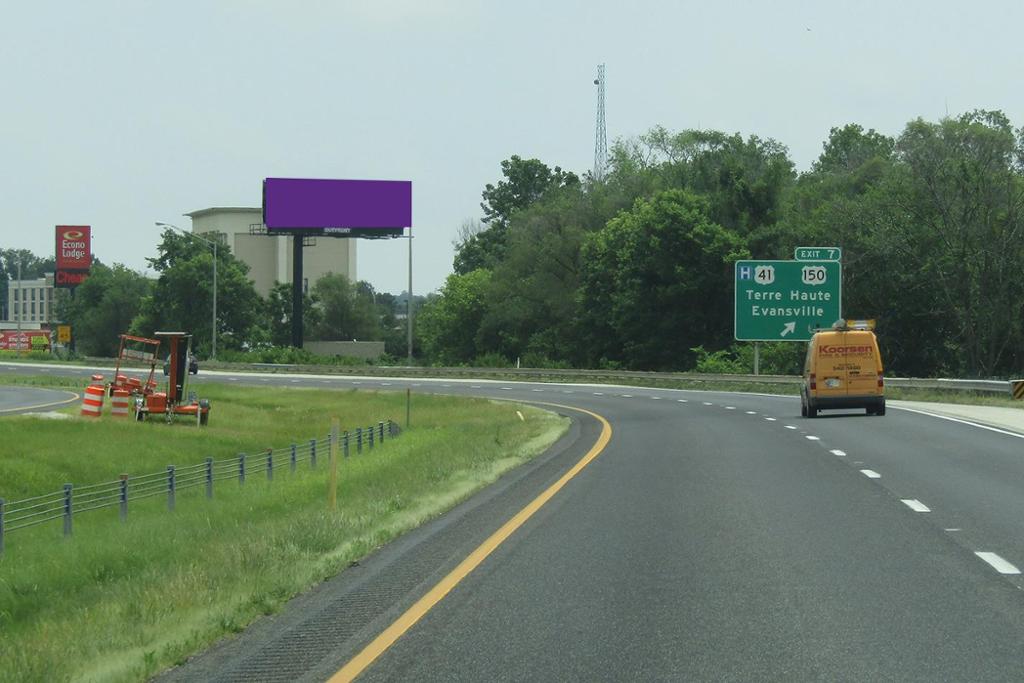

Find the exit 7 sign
[[734, 260, 842, 341]]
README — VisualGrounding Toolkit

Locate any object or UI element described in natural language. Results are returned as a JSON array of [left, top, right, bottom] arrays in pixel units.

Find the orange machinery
[[109, 334, 161, 397], [134, 332, 211, 426]]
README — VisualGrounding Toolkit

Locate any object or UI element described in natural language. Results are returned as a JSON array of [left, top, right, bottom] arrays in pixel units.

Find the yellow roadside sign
[[58, 325, 71, 343], [1012, 380, 1024, 401]]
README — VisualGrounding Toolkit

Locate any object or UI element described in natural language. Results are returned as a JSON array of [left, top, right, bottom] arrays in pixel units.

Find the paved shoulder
[[891, 400, 1024, 436]]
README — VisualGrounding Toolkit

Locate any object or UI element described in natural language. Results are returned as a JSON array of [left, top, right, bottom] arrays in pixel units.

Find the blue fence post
[[290, 444, 297, 473], [206, 458, 213, 499], [266, 448, 273, 481], [120, 474, 128, 521], [63, 483, 73, 537], [239, 453, 246, 485], [369, 425, 375, 450], [343, 431, 350, 458], [357, 427, 363, 454], [310, 439, 317, 468], [379, 421, 385, 443], [0, 498, 5, 555], [167, 466, 176, 511]]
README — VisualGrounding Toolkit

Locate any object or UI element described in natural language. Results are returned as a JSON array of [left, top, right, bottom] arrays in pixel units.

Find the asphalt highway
[[0, 384, 78, 415], [4, 362, 1024, 681]]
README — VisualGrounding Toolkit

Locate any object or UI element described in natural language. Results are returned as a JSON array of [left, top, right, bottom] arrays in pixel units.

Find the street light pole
[[155, 222, 218, 360], [16, 257, 21, 352]]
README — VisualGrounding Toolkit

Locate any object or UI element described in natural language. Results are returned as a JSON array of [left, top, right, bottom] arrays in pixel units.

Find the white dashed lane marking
[[229, 378, 238, 381], [703, 402, 713, 406], [860, 469, 881, 479], [621, 394, 633, 398], [830, 449, 846, 457], [765, 417, 777, 422], [725, 406, 736, 410], [746, 411, 756, 415], [901, 499, 931, 512], [651, 397, 661, 400], [678, 399, 687, 403], [805, 435, 820, 441], [975, 552, 1021, 575], [593, 392, 604, 396], [785, 425, 797, 430]]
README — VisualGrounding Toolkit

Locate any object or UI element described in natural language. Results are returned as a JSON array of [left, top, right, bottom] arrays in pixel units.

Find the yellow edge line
[[0, 391, 80, 414], [329, 402, 613, 683]]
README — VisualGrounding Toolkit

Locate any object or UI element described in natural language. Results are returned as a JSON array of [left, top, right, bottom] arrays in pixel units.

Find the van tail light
[[809, 374, 817, 390], [877, 373, 884, 389]]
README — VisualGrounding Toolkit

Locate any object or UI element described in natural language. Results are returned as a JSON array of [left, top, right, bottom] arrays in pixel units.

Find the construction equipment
[[134, 332, 211, 426], [109, 334, 161, 397]]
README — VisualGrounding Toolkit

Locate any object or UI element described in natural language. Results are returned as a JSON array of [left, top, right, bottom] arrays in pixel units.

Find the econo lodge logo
[[55, 225, 91, 273]]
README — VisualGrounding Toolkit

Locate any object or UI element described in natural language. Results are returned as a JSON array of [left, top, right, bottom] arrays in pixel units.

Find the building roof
[[184, 207, 261, 219]]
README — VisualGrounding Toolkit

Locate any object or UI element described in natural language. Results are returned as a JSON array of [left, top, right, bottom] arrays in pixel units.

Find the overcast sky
[[2, 0, 1022, 295]]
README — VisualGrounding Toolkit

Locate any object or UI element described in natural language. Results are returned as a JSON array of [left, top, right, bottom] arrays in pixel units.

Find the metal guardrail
[[240, 364, 1012, 395], [0, 420, 399, 554], [4, 357, 1016, 395]]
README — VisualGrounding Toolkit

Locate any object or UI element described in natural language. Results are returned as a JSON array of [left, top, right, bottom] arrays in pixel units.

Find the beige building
[[4, 273, 55, 326], [185, 207, 357, 297]]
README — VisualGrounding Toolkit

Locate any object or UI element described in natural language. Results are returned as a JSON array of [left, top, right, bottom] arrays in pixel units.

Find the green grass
[[0, 379, 568, 683]]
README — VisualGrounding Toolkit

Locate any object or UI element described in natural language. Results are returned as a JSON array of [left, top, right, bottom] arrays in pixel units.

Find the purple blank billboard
[[263, 178, 412, 230]]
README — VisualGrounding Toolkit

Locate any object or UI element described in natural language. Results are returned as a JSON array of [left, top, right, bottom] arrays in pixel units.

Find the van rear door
[[842, 330, 879, 397], [815, 332, 848, 400]]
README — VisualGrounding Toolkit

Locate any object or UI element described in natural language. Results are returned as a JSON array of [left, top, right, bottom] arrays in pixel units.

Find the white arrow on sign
[[780, 322, 796, 337]]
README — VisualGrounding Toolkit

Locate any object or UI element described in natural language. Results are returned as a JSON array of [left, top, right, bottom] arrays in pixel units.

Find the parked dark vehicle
[[163, 353, 199, 376]]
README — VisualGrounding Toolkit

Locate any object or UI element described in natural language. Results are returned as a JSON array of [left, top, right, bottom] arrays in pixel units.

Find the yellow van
[[801, 321, 885, 417]]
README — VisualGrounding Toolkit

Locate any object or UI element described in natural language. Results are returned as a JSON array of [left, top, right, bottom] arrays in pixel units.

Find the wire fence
[[0, 420, 399, 554]]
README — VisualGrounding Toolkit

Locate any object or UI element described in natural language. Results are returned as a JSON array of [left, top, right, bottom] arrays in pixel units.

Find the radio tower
[[593, 63, 607, 181]]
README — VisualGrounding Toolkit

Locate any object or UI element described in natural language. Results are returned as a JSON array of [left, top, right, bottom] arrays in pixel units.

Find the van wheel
[[800, 395, 808, 417], [876, 401, 886, 417], [808, 404, 818, 418]]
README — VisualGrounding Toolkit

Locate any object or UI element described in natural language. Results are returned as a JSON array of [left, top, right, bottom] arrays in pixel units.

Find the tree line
[[418, 110, 1024, 378], [11, 230, 418, 360], [9, 109, 1023, 377]]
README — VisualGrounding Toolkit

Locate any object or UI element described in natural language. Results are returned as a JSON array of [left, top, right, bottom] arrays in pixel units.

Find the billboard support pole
[[292, 234, 304, 348], [407, 226, 413, 365]]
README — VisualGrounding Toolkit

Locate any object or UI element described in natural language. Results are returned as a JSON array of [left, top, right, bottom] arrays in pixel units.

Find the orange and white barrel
[[110, 389, 130, 418], [81, 383, 105, 418]]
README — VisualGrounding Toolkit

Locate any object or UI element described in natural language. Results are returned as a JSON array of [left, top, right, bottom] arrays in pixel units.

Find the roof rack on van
[[832, 319, 875, 331]]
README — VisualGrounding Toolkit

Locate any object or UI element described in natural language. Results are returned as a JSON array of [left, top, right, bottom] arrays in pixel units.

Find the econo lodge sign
[[55, 225, 92, 288]]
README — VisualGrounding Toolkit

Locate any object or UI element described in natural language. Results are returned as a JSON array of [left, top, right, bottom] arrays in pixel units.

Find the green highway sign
[[794, 246, 841, 261], [734, 260, 842, 341]]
